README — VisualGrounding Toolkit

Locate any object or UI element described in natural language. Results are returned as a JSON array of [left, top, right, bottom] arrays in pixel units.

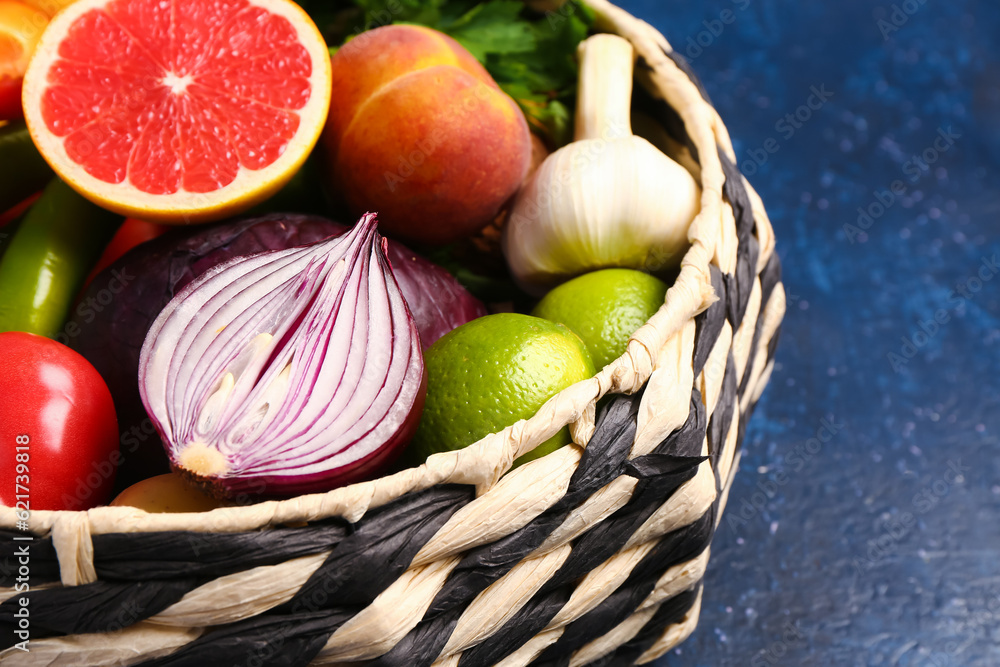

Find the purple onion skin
[[390, 250, 489, 348], [70, 213, 483, 491]]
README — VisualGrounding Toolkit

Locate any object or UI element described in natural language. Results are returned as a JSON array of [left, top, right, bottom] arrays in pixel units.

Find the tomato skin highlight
[[0, 331, 119, 510]]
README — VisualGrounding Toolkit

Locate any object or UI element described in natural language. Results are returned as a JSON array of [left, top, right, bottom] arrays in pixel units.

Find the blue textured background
[[609, 1, 1000, 665]]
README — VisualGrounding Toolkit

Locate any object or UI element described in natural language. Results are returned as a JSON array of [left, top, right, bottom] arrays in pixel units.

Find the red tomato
[[0, 0, 49, 122], [0, 332, 119, 510]]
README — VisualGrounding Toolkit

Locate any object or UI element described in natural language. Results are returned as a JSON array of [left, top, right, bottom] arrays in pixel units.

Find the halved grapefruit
[[21, 0, 332, 223]]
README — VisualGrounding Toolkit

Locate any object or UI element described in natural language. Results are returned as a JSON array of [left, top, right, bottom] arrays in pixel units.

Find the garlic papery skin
[[503, 33, 701, 293]]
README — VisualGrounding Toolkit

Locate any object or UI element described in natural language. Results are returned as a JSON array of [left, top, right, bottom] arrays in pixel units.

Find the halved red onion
[[389, 250, 489, 348], [138, 214, 426, 497]]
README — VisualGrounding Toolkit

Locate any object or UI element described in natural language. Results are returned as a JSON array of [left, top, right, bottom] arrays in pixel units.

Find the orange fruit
[[21, 0, 332, 223], [0, 0, 49, 120], [110, 473, 224, 513], [19, 0, 77, 17]]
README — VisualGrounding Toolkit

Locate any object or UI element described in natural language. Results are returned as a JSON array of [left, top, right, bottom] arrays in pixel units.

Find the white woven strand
[[632, 320, 697, 455], [700, 321, 734, 419], [713, 202, 739, 276], [639, 549, 711, 615], [714, 410, 744, 530], [745, 178, 778, 274], [547, 542, 658, 629], [635, 588, 704, 664], [742, 283, 787, 414], [570, 604, 659, 667], [535, 316, 698, 558], [493, 627, 566, 667], [313, 556, 462, 663], [0, 623, 203, 666], [731, 278, 764, 384], [147, 553, 328, 627], [434, 545, 573, 660], [51, 512, 96, 586], [411, 446, 581, 567], [624, 455, 716, 551], [535, 476, 638, 556]]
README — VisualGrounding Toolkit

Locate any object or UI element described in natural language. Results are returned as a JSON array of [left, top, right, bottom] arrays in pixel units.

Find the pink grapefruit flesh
[[22, 0, 331, 222]]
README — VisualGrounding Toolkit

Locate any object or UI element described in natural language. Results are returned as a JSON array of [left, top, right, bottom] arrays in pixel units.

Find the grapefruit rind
[[21, 0, 332, 224]]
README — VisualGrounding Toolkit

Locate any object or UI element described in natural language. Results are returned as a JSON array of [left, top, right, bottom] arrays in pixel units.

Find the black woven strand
[[370, 395, 645, 667], [580, 585, 702, 667], [367, 606, 465, 667], [458, 585, 576, 667], [759, 252, 783, 313], [0, 578, 202, 649], [719, 150, 761, 329], [132, 486, 472, 667], [692, 265, 728, 377], [631, 69, 701, 168], [539, 390, 706, 596], [140, 608, 355, 667], [464, 395, 710, 667], [707, 352, 739, 495], [279, 485, 473, 612], [530, 512, 715, 666], [92, 519, 350, 581], [1, 523, 357, 588], [740, 253, 784, 401], [720, 149, 757, 246], [0, 487, 469, 657], [0, 531, 60, 586], [430, 395, 641, 609]]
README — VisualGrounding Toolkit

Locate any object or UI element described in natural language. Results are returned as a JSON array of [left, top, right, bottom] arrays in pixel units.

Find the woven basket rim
[[0, 0, 779, 538]]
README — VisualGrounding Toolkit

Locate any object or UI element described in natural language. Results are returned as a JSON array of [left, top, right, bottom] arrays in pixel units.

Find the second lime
[[532, 268, 669, 370]]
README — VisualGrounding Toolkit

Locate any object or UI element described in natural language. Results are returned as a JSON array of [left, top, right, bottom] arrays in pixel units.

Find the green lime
[[409, 313, 596, 467], [532, 268, 669, 370]]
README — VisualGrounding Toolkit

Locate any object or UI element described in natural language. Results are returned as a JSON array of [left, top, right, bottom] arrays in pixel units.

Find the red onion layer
[[138, 214, 425, 497]]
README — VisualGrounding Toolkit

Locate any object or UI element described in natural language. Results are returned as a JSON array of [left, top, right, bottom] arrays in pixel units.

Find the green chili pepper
[[0, 121, 54, 214], [0, 179, 121, 338]]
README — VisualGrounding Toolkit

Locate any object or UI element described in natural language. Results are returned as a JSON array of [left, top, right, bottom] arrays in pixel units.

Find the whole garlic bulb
[[503, 34, 701, 293]]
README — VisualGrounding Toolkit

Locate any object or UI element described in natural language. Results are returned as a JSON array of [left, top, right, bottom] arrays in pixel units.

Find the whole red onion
[[69, 213, 484, 490]]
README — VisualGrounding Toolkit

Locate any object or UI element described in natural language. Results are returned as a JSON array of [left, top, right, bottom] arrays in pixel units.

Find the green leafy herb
[[443, 1, 535, 60]]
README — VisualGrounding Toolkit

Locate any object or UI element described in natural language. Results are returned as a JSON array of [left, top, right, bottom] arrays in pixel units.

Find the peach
[[322, 25, 532, 246]]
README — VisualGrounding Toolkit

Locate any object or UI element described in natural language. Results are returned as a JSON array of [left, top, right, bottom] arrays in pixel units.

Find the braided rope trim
[[0, 1, 785, 665]]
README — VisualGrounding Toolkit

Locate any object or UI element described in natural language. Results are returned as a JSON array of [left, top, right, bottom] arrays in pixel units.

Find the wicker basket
[[0, 1, 785, 664]]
